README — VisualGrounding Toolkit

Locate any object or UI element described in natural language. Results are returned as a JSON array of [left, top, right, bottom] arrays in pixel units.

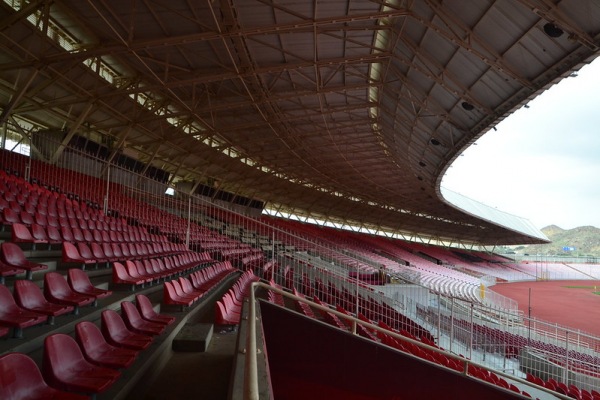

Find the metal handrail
[[244, 281, 573, 400]]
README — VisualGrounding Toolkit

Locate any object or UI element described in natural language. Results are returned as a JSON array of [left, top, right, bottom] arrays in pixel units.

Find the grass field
[[562, 285, 600, 295]]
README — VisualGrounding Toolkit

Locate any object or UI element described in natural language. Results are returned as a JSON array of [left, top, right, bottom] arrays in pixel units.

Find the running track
[[492, 280, 600, 337]]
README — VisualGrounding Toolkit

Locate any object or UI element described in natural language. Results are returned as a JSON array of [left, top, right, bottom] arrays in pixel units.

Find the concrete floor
[[128, 280, 241, 400], [134, 329, 238, 400]]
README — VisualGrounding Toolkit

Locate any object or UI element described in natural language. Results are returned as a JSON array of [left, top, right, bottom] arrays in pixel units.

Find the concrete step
[[172, 323, 214, 352]]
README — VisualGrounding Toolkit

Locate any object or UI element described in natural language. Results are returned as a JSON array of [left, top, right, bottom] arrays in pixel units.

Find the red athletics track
[[491, 280, 600, 337]]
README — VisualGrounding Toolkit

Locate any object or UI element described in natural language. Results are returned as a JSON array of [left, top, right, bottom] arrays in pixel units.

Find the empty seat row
[[0, 294, 174, 399], [376, 323, 535, 398], [298, 272, 434, 343], [163, 261, 237, 309], [113, 252, 215, 290], [1, 200, 126, 230], [64, 241, 192, 268], [214, 269, 260, 325], [11, 222, 160, 249], [0, 269, 111, 337], [0, 180, 126, 227], [526, 373, 599, 400]]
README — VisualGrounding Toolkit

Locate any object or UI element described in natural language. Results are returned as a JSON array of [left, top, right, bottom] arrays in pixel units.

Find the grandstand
[[1, 1, 600, 400]]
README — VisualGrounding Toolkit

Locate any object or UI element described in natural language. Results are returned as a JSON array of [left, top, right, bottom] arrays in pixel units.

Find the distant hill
[[511, 225, 600, 257]]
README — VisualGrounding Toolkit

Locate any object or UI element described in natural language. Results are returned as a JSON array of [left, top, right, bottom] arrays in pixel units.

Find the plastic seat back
[[93, 230, 103, 243], [125, 260, 142, 279], [101, 309, 129, 340], [111, 243, 123, 258], [34, 212, 48, 226], [91, 242, 107, 259], [0, 283, 21, 315], [102, 243, 115, 258], [31, 224, 49, 242], [1, 242, 27, 267], [19, 211, 34, 225], [2, 208, 19, 225], [113, 262, 137, 285], [127, 243, 138, 258], [82, 229, 94, 243], [0, 352, 83, 400], [44, 272, 72, 298], [121, 301, 150, 330], [135, 294, 158, 319], [43, 333, 119, 393], [67, 269, 94, 293], [62, 241, 84, 263], [10, 223, 34, 243], [75, 321, 105, 358], [13, 280, 47, 310], [43, 334, 79, 383], [76, 242, 94, 261], [120, 243, 131, 258], [46, 225, 61, 243]]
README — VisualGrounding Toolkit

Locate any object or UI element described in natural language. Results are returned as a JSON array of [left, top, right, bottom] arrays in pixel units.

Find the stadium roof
[[1, 0, 599, 246]]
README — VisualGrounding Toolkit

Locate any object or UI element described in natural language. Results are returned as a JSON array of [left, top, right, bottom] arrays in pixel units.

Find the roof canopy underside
[[1, 0, 599, 246]]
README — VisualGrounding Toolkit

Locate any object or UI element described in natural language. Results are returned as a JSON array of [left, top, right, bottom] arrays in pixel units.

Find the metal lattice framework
[[0, 0, 599, 245]]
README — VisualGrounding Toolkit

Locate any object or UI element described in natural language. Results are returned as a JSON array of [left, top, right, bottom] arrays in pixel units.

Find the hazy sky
[[442, 57, 600, 231]]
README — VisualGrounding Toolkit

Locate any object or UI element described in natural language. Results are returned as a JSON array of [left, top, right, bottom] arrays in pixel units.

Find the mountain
[[512, 225, 600, 257]]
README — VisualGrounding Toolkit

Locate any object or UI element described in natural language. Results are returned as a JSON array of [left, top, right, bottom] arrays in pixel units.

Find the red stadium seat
[[215, 299, 241, 325], [163, 281, 194, 309], [31, 223, 54, 247], [2, 207, 20, 226], [67, 268, 112, 304], [125, 260, 152, 285], [11, 223, 47, 249], [101, 309, 153, 350], [42, 334, 120, 395], [120, 301, 165, 335], [62, 241, 95, 267], [0, 352, 88, 400], [112, 262, 146, 290], [19, 211, 34, 226], [14, 280, 74, 325], [1, 242, 47, 279], [60, 225, 75, 242], [75, 321, 137, 369], [44, 272, 95, 315], [76, 242, 98, 266], [46, 225, 62, 245], [0, 283, 47, 338], [135, 294, 175, 325]]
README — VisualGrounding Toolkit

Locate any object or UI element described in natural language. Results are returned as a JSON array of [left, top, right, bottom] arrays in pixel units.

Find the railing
[[243, 281, 574, 400]]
